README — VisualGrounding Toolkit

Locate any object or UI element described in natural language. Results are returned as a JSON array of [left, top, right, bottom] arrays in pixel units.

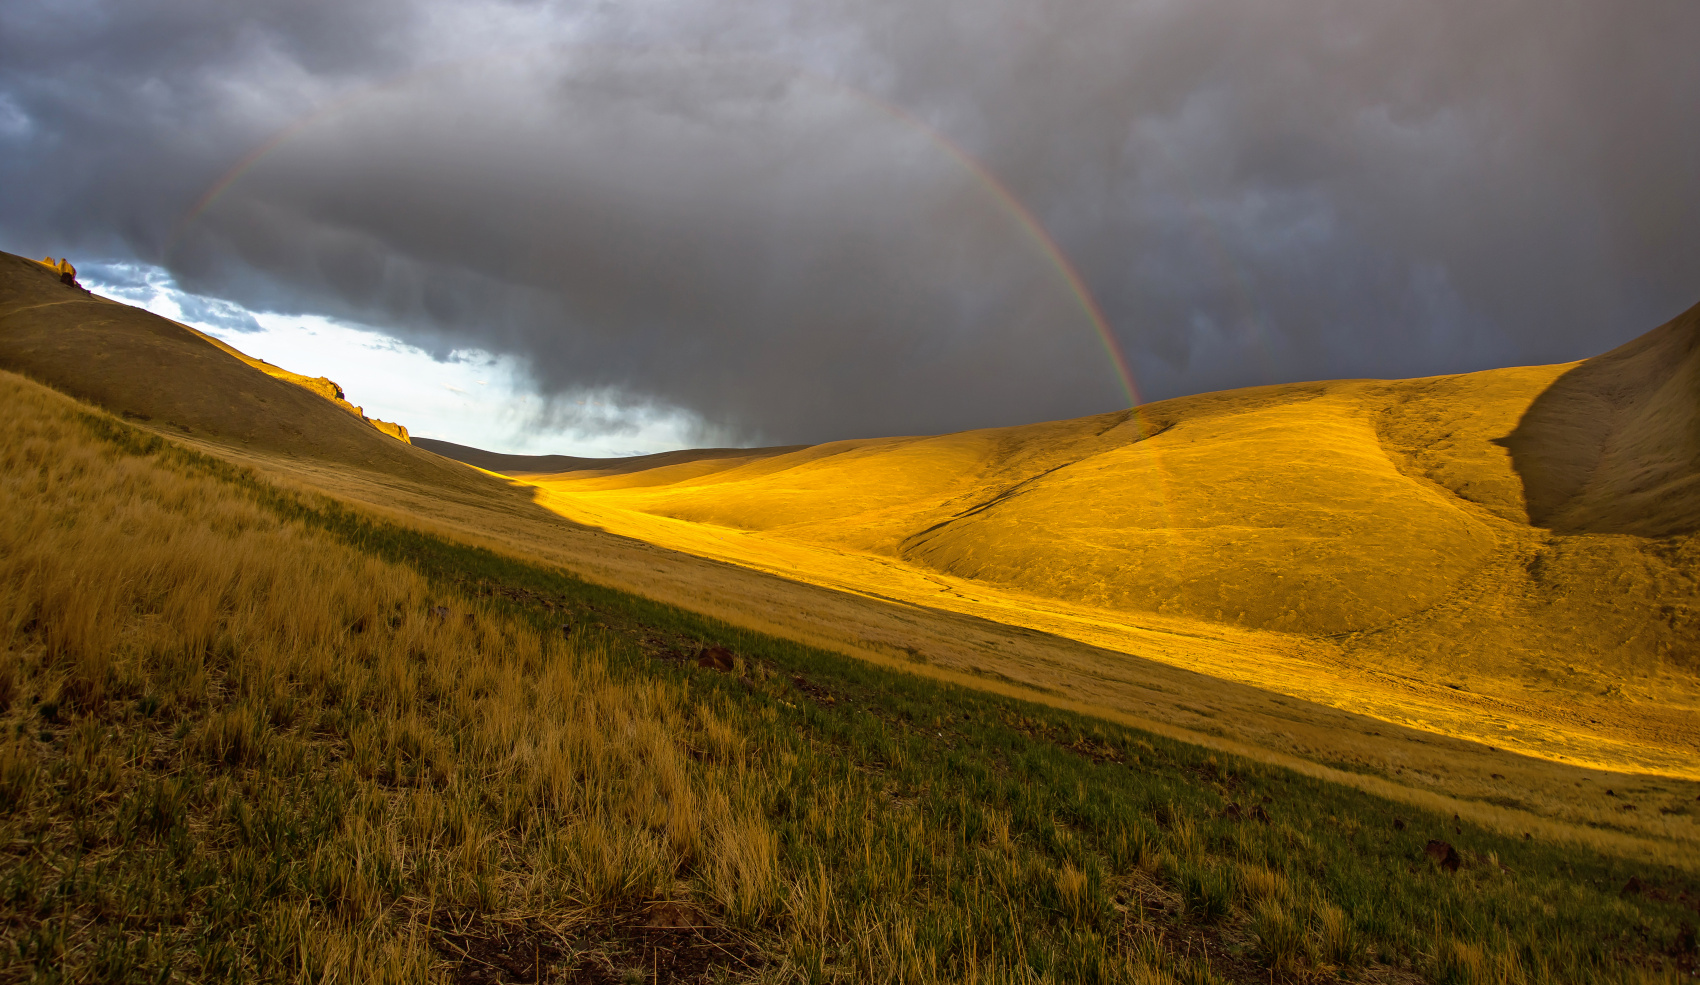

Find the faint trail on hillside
[[900, 461, 1076, 551], [0, 298, 109, 319]]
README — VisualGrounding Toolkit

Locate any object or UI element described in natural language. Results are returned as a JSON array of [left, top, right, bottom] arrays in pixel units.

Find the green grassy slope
[[3, 369, 1696, 984]]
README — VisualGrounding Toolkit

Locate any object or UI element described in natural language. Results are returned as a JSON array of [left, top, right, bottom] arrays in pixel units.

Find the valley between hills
[[2, 249, 1696, 864], [7, 245, 1700, 983]]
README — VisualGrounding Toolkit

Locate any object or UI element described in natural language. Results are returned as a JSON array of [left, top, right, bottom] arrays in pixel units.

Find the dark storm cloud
[[3, 0, 1697, 445]]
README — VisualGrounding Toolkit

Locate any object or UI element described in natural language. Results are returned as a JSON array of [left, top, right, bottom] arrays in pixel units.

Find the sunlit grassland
[[1, 369, 1695, 984], [237, 442, 1700, 863], [520, 362, 1700, 784]]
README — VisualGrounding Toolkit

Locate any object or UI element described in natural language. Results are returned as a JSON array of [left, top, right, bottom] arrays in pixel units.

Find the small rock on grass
[[696, 646, 735, 672], [1425, 840, 1461, 872]]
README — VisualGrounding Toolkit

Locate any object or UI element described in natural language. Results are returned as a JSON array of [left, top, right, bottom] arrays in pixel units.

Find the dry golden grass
[[2, 370, 1696, 983], [4, 251, 1699, 980], [195, 428, 1700, 864], [520, 394, 1698, 769], [505, 308, 1700, 789], [5, 248, 1693, 863], [0, 371, 787, 980]]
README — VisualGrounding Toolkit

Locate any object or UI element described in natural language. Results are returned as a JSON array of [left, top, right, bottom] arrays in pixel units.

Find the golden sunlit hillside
[[473, 306, 1700, 783], [3, 247, 1700, 983], [526, 307, 1697, 632], [3, 246, 1695, 800]]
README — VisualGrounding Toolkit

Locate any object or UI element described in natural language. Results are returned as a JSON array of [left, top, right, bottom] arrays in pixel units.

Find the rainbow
[[830, 86, 1144, 410], [171, 44, 1188, 556], [172, 46, 1151, 407], [173, 47, 1196, 503]]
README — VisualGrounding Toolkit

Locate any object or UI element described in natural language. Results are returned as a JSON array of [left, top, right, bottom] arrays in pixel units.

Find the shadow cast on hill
[[1495, 299, 1700, 537]]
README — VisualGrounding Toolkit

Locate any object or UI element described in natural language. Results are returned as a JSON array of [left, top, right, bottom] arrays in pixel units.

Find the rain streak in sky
[[3, 0, 1697, 451]]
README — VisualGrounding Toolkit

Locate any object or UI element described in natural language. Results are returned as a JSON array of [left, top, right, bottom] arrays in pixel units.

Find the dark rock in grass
[[1222, 802, 1242, 820], [697, 646, 736, 672], [1623, 876, 1645, 896], [1393, 817, 1407, 830], [1425, 840, 1461, 872], [1250, 804, 1271, 824], [349, 615, 368, 634]]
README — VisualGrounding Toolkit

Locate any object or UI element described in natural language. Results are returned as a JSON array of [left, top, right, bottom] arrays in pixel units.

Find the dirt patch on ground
[[788, 673, 839, 707], [431, 907, 764, 984]]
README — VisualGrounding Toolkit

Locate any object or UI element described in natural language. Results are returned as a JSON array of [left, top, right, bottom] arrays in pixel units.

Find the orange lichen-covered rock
[[33, 257, 77, 283], [369, 418, 411, 443]]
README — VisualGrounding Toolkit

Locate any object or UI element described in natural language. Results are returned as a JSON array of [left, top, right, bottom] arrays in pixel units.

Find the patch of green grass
[[3, 401, 1696, 983]]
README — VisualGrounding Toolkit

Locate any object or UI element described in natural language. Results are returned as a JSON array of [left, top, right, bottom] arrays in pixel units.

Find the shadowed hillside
[[1498, 300, 1700, 536], [0, 251, 457, 487]]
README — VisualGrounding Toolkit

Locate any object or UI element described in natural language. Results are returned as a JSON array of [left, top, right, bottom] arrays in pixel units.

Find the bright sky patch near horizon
[[83, 263, 711, 457]]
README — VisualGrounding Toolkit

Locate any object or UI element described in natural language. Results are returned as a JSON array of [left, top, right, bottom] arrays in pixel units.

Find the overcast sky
[[3, 0, 1696, 452]]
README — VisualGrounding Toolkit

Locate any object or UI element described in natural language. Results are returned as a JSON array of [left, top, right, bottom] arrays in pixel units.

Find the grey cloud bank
[[3, 0, 1696, 446]]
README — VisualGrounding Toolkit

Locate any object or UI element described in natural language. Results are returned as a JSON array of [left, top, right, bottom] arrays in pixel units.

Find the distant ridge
[[413, 436, 807, 478]]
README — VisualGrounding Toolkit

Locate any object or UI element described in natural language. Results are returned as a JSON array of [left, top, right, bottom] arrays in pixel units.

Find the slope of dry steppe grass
[[4, 369, 1699, 984], [0, 370, 796, 980], [3, 251, 1692, 855], [514, 306, 1700, 781]]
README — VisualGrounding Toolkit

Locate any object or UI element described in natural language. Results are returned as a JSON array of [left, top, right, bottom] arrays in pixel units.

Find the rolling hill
[[2, 246, 1694, 839], [461, 303, 1700, 778], [515, 308, 1697, 638], [0, 250, 467, 489], [411, 436, 807, 480], [7, 361, 1692, 983]]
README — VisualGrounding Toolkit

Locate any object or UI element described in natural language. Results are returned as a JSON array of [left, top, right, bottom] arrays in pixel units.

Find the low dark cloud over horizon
[[4, 0, 1697, 446]]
